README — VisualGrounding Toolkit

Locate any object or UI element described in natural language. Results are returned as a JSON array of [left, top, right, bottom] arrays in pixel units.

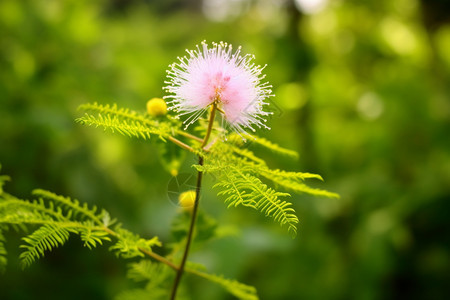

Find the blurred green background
[[1, 0, 450, 299]]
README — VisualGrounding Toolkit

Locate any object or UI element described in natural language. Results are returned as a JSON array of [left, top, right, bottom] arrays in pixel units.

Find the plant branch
[[176, 130, 203, 143], [168, 136, 196, 153], [201, 102, 217, 148], [138, 246, 179, 271], [171, 102, 217, 300], [170, 156, 204, 300]]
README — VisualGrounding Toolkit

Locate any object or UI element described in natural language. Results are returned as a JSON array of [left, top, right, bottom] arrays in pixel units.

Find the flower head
[[164, 41, 273, 132], [178, 190, 196, 213], [146, 98, 167, 117]]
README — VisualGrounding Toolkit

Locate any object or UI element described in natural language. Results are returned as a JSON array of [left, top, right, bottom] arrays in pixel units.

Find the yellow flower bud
[[170, 169, 178, 177], [178, 190, 196, 212], [146, 98, 167, 117]]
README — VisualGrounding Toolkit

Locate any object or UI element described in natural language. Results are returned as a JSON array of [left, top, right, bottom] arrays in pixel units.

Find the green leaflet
[[214, 167, 299, 235], [76, 113, 166, 140], [19, 224, 75, 268], [127, 259, 162, 282], [109, 226, 162, 259], [189, 269, 259, 300], [120, 259, 259, 300], [115, 288, 167, 300], [0, 97, 340, 298], [32, 189, 107, 226], [76, 102, 338, 235], [0, 188, 160, 268], [76, 103, 194, 176], [0, 168, 262, 299], [200, 136, 337, 235], [240, 133, 299, 159], [116, 260, 171, 300], [79, 223, 112, 249], [76, 102, 175, 140]]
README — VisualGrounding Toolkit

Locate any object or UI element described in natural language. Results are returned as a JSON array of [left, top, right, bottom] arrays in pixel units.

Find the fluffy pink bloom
[[164, 41, 273, 132]]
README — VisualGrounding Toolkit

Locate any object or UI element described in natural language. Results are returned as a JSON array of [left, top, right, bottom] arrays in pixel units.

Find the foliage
[[77, 103, 336, 237], [76, 103, 175, 140], [198, 136, 338, 236], [2, 0, 449, 299], [190, 269, 258, 300], [0, 172, 258, 299]]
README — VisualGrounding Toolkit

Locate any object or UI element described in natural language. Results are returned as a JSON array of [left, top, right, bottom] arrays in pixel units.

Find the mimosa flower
[[163, 41, 273, 132]]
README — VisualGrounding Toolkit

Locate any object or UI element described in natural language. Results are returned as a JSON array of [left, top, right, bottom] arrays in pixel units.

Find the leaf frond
[[199, 135, 338, 235], [79, 223, 111, 249], [0, 193, 67, 223], [78, 103, 151, 124], [115, 288, 166, 300], [241, 133, 299, 159], [19, 224, 75, 268], [32, 189, 106, 226], [190, 269, 259, 300], [214, 166, 299, 235], [110, 226, 161, 259], [127, 259, 169, 287], [116, 260, 170, 300], [76, 102, 175, 141], [0, 188, 159, 268]]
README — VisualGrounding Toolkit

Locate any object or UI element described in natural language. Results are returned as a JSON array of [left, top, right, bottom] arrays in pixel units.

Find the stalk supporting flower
[[170, 106, 216, 300]]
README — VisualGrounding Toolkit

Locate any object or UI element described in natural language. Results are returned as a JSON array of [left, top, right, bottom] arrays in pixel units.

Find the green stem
[[168, 136, 196, 153], [138, 246, 179, 271], [201, 103, 217, 148], [176, 130, 203, 143], [170, 103, 217, 300]]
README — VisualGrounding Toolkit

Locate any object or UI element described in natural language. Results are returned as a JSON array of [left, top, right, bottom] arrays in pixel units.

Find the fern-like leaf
[[198, 135, 338, 235], [257, 168, 339, 198], [19, 224, 75, 268], [127, 260, 158, 282], [116, 260, 170, 300], [78, 103, 152, 124], [110, 226, 161, 259], [76, 102, 175, 141], [79, 223, 111, 249], [77, 113, 159, 139], [190, 269, 259, 300], [215, 167, 299, 235], [32, 189, 106, 225], [0, 193, 67, 224], [241, 133, 299, 159], [115, 288, 167, 300], [127, 259, 170, 289]]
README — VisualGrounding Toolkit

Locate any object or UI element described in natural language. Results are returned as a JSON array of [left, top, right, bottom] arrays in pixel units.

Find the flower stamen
[[163, 41, 273, 134]]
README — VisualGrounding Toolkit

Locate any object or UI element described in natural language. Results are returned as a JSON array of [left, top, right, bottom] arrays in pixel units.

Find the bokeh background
[[1, 0, 449, 299]]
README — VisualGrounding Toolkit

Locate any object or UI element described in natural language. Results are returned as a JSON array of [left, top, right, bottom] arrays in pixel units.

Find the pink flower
[[164, 41, 273, 132]]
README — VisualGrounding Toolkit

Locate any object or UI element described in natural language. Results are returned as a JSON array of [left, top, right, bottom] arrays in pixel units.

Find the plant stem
[[177, 130, 203, 143], [138, 247, 179, 271], [170, 156, 203, 300], [168, 136, 196, 153], [201, 103, 217, 148], [170, 103, 217, 300]]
